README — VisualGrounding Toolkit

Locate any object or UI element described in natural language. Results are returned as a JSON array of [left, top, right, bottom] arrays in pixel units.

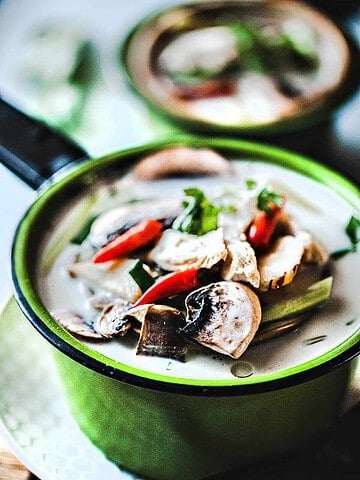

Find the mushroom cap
[[181, 281, 261, 359], [132, 147, 233, 181]]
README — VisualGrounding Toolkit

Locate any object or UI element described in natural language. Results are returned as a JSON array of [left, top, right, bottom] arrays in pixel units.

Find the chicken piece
[[286, 219, 329, 265], [158, 26, 238, 77], [68, 258, 142, 302], [148, 228, 228, 272], [221, 239, 260, 288], [257, 235, 305, 291], [218, 198, 258, 241], [302, 239, 329, 265], [236, 72, 299, 123]]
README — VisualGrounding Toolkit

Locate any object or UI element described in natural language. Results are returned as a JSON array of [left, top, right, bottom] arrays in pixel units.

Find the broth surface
[[37, 158, 360, 381]]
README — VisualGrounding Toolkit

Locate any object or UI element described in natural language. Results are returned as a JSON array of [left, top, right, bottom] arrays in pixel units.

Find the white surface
[[0, 296, 138, 480]]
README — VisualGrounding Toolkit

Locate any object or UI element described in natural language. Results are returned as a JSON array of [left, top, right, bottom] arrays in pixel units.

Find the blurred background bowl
[[121, 0, 356, 135]]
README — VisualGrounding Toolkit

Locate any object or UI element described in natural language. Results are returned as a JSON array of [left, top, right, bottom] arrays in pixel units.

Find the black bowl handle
[[0, 97, 89, 190]]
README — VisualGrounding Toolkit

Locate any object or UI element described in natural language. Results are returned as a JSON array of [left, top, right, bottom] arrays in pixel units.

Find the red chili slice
[[92, 218, 163, 263], [133, 268, 200, 307], [247, 202, 284, 250], [172, 80, 237, 100]]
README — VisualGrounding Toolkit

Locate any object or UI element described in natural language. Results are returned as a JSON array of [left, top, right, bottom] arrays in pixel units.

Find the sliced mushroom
[[89, 197, 181, 247], [136, 305, 187, 361], [53, 310, 103, 339], [180, 281, 261, 359], [88, 293, 118, 310], [257, 235, 305, 291], [96, 304, 154, 338], [68, 258, 142, 302], [148, 228, 228, 271], [132, 147, 233, 181], [95, 300, 133, 338], [221, 239, 260, 288]]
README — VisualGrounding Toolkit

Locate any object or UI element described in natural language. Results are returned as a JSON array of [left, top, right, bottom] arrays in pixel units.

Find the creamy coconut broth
[[37, 149, 360, 380]]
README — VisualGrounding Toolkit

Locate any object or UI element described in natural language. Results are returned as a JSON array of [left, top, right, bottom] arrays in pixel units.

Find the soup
[[37, 146, 360, 381]]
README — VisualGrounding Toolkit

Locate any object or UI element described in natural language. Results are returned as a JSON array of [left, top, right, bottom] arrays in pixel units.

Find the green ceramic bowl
[[121, 1, 355, 136], [11, 136, 360, 479]]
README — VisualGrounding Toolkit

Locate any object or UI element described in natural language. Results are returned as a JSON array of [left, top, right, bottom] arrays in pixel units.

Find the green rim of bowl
[[12, 136, 360, 395]]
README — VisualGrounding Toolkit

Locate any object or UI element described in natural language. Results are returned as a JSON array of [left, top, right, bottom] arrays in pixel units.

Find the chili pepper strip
[[133, 268, 200, 307], [93, 218, 163, 263], [247, 202, 284, 250]]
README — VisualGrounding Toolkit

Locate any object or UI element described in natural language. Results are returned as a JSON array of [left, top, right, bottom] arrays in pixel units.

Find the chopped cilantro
[[346, 215, 360, 244], [257, 188, 284, 213], [245, 178, 257, 189], [173, 188, 234, 236]]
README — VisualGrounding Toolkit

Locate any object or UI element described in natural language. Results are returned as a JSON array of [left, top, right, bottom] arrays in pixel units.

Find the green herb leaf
[[173, 188, 230, 236], [330, 246, 357, 260], [246, 178, 257, 189], [346, 215, 360, 245], [228, 22, 267, 73], [257, 188, 284, 213], [71, 214, 97, 244], [167, 67, 219, 86], [129, 261, 155, 292], [331, 215, 360, 259]]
